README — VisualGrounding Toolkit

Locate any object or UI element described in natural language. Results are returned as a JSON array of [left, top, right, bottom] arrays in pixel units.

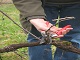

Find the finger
[[66, 28, 73, 32], [50, 26, 62, 33], [54, 35, 64, 38], [62, 30, 67, 35]]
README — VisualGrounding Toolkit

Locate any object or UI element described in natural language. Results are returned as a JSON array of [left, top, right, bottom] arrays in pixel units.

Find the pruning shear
[[40, 17, 74, 44]]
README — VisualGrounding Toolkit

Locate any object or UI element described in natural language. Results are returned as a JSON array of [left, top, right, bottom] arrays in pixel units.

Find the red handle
[[42, 21, 72, 36], [56, 25, 71, 35]]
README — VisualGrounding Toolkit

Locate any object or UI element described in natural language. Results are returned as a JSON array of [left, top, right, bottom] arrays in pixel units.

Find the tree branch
[[0, 10, 80, 54], [0, 40, 80, 54]]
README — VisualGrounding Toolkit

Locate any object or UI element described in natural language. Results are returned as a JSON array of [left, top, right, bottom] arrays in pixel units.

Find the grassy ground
[[0, 4, 29, 60], [0, 4, 56, 60]]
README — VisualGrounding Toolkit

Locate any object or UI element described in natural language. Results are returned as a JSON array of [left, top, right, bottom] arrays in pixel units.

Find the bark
[[0, 40, 80, 54]]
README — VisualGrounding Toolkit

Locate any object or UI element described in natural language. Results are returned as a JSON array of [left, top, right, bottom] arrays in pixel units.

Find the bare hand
[[30, 19, 73, 38], [30, 19, 60, 32]]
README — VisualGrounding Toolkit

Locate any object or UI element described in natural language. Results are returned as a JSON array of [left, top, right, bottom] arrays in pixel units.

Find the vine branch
[[0, 40, 80, 54], [0, 10, 80, 54]]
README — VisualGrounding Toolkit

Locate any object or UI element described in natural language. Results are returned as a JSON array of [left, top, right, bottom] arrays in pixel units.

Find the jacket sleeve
[[12, 0, 46, 20]]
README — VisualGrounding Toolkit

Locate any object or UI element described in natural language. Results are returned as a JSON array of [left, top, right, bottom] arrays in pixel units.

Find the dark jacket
[[12, 0, 80, 33]]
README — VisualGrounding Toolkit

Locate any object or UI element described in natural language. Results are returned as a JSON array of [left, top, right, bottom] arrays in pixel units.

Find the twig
[[46, 16, 75, 32], [0, 10, 41, 41], [14, 51, 25, 60]]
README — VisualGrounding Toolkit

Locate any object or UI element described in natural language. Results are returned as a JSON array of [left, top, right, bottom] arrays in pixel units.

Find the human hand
[[55, 25, 73, 38], [30, 18, 60, 32], [30, 19, 73, 38]]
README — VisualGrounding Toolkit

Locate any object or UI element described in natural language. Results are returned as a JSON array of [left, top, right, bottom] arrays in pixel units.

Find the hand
[[55, 28, 73, 38], [30, 18, 60, 32], [30, 19, 73, 38], [56, 25, 73, 38]]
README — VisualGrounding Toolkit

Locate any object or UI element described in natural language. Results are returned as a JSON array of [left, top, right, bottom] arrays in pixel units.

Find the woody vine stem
[[0, 10, 80, 54]]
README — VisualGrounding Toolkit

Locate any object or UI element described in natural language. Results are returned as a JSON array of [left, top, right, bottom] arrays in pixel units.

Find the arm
[[12, 0, 73, 37], [12, 0, 46, 20]]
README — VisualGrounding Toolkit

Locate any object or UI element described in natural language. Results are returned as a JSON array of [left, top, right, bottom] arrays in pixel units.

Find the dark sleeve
[[12, 0, 46, 20]]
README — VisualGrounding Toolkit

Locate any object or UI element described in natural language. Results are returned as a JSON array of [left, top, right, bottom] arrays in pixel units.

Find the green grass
[[0, 4, 29, 60], [0, 4, 27, 46], [0, 4, 56, 60]]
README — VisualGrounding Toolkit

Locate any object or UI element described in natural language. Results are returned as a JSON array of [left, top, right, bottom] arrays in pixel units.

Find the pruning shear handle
[[45, 21, 72, 37], [56, 25, 71, 36]]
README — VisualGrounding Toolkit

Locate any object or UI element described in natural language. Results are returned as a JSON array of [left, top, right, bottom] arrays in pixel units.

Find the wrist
[[30, 18, 45, 24]]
